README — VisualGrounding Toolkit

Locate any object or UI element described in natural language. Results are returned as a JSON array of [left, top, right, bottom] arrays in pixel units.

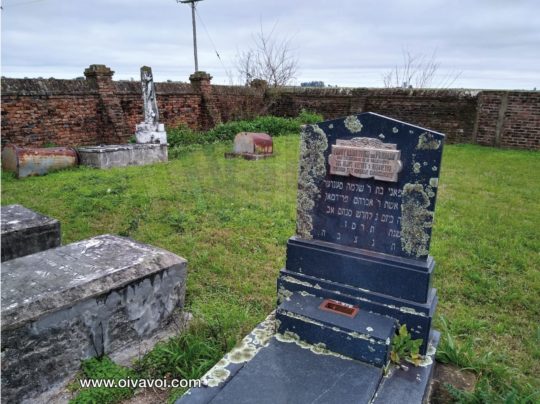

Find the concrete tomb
[[77, 143, 168, 169], [225, 132, 274, 160], [1, 234, 187, 403], [1, 145, 78, 178], [1, 204, 61, 262], [179, 112, 445, 404]]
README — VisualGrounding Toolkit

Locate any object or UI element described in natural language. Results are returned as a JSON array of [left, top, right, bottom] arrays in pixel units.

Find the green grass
[[2, 140, 539, 402]]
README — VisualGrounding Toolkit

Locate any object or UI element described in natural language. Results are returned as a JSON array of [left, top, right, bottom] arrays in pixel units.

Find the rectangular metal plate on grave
[[297, 112, 444, 260]]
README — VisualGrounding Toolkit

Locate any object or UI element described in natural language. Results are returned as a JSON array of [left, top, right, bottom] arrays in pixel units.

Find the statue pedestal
[[135, 123, 167, 144]]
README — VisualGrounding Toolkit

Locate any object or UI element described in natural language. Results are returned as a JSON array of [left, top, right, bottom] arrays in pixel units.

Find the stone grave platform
[[77, 143, 168, 169], [1, 234, 187, 403], [177, 313, 439, 404], [1, 204, 61, 262]]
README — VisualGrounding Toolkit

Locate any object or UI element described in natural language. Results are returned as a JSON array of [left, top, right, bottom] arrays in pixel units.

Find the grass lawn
[[2, 137, 539, 402]]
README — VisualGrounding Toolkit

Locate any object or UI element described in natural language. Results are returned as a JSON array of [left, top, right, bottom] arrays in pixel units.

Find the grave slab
[[1, 234, 187, 403], [178, 314, 439, 404], [1, 204, 61, 262], [77, 143, 168, 169]]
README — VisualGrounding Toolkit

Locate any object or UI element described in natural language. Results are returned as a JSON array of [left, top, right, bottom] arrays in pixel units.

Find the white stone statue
[[135, 66, 167, 144]]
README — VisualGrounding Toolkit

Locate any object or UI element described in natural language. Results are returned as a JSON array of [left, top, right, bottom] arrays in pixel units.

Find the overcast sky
[[1, 0, 539, 89]]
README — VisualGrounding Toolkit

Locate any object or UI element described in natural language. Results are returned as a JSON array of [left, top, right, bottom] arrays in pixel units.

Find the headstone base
[[77, 143, 168, 168], [276, 292, 395, 367], [224, 152, 274, 160], [135, 123, 167, 144]]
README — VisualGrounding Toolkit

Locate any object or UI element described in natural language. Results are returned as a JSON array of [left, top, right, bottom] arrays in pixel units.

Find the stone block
[[77, 143, 168, 168], [276, 292, 396, 367], [224, 132, 274, 160], [135, 123, 167, 144], [285, 237, 434, 303], [1, 204, 60, 262], [277, 269, 436, 354], [1, 234, 187, 402]]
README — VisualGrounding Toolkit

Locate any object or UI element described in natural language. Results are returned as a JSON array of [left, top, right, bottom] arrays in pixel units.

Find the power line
[[177, 0, 203, 72], [194, 7, 233, 82]]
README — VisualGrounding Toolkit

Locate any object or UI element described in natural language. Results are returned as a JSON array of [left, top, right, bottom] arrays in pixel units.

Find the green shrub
[[167, 110, 323, 149]]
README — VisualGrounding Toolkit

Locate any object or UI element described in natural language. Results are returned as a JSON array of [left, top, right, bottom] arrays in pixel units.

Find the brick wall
[[1, 65, 538, 150], [475, 91, 540, 149], [1, 78, 102, 147], [266, 87, 479, 144]]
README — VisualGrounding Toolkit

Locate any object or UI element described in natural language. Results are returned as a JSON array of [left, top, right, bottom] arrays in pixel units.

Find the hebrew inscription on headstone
[[297, 112, 444, 260]]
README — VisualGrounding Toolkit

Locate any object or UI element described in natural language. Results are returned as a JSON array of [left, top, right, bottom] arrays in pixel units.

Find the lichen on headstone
[[344, 115, 363, 133], [400, 183, 434, 257], [417, 132, 441, 150], [296, 124, 328, 239]]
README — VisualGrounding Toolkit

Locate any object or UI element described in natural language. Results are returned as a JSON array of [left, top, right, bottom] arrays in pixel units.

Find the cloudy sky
[[1, 0, 539, 89]]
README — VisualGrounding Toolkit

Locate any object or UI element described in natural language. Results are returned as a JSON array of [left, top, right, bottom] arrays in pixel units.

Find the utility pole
[[178, 0, 203, 72]]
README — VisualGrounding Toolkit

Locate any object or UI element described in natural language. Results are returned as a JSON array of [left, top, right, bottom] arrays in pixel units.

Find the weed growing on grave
[[390, 324, 423, 366]]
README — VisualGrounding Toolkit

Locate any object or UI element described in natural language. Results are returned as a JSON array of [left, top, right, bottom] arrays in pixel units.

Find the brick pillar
[[190, 71, 221, 130], [84, 64, 129, 144]]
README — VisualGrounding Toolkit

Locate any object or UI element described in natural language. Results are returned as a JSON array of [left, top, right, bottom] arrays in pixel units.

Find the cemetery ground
[[2, 134, 539, 403]]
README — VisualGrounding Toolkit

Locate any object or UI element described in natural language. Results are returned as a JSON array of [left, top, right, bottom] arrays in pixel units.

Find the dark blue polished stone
[[286, 237, 434, 303], [205, 338, 382, 404], [299, 112, 444, 261], [278, 269, 436, 355], [276, 292, 396, 366]]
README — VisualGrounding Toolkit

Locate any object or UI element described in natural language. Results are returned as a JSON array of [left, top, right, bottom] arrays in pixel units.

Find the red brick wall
[[1, 66, 538, 150], [475, 91, 540, 149], [266, 87, 478, 144], [1, 79, 102, 147]]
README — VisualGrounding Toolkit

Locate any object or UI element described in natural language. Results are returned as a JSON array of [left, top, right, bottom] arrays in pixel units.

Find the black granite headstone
[[278, 112, 445, 355], [296, 112, 444, 260]]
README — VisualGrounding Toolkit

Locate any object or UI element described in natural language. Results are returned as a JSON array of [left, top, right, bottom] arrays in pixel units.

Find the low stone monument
[[1, 145, 79, 178], [1, 234, 187, 402], [135, 66, 167, 144], [179, 112, 445, 404], [1, 204, 61, 261], [225, 132, 274, 160]]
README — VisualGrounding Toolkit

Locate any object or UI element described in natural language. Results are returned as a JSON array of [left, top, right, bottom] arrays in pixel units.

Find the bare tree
[[383, 50, 461, 89], [236, 24, 299, 87]]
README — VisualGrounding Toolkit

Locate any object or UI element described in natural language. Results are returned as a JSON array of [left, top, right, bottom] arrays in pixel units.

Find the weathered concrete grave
[[179, 112, 444, 404], [1, 234, 187, 403], [1, 204, 61, 262], [1, 145, 78, 178], [77, 143, 168, 168], [225, 132, 274, 160]]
